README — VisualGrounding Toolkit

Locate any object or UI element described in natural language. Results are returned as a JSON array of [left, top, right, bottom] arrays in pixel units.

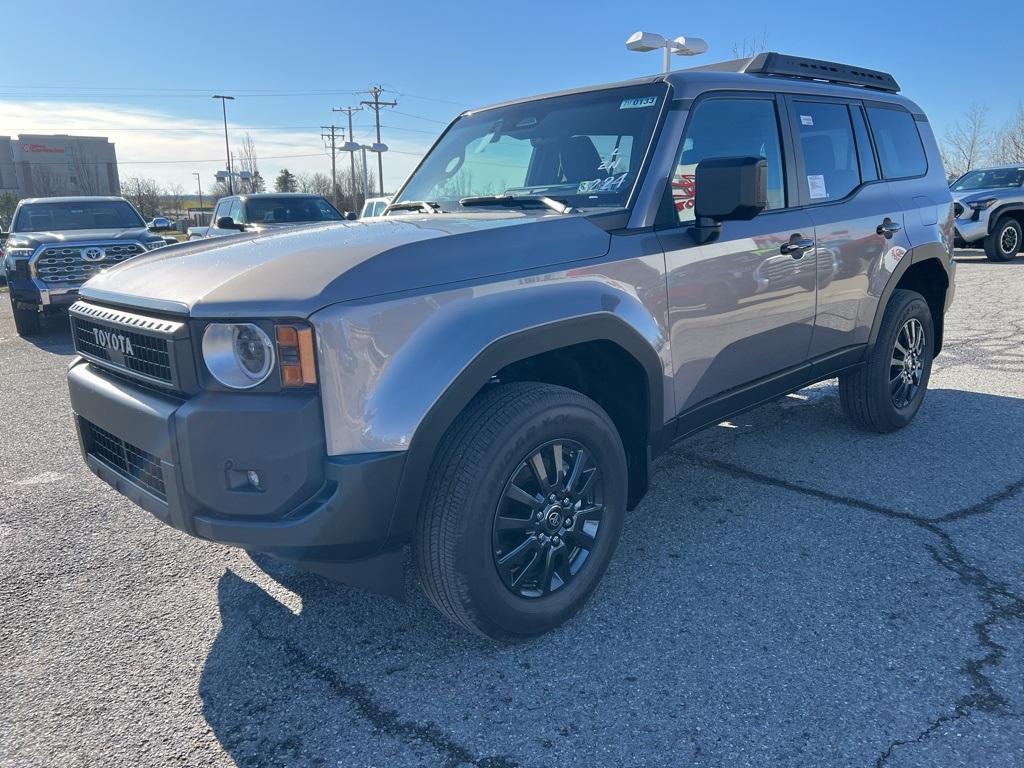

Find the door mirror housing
[[691, 156, 768, 243], [216, 216, 244, 231]]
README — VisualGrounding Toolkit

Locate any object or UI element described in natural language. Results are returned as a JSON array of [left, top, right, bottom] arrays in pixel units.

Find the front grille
[[33, 242, 145, 285], [83, 419, 166, 501], [70, 301, 187, 389], [954, 202, 964, 218], [73, 318, 173, 384]]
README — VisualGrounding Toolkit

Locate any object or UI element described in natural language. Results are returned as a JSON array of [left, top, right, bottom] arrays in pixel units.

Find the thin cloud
[[0, 99, 430, 192]]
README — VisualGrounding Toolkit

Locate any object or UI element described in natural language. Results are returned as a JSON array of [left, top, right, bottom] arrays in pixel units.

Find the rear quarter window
[[867, 106, 927, 179]]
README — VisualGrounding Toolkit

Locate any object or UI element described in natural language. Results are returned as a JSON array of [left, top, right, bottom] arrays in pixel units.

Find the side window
[[792, 101, 861, 203], [228, 199, 243, 223], [867, 106, 927, 179], [850, 106, 879, 183], [213, 201, 229, 225], [672, 98, 786, 224]]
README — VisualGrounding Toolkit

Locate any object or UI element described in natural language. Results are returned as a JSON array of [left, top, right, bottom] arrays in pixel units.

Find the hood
[[7, 227, 158, 249], [951, 187, 1016, 204], [79, 212, 612, 318]]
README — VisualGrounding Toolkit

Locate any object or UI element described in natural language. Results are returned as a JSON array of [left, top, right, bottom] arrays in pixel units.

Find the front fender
[[312, 270, 671, 552]]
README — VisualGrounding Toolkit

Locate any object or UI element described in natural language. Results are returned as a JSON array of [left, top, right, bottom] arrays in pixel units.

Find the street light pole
[[212, 95, 235, 194], [192, 171, 203, 221]]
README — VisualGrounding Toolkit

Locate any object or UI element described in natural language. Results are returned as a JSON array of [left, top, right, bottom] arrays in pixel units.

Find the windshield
[[244, 196, 343, 224], [952, 168, 1024, 191], [395, 83, 668, 213], [13, 200, 144, 232]]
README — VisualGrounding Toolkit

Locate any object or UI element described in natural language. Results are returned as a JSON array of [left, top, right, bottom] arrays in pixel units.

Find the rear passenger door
[[785, 97, 905, 360], [659, 94, 818, 413]]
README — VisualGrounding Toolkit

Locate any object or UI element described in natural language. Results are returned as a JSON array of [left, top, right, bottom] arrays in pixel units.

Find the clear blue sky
[[3, 0, 1019, 191]]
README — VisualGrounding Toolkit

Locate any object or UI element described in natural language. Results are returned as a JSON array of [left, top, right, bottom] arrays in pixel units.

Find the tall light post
[[625, 31, 708, 73], [192, 171, 204, 221], [212, 94, 235, 193]]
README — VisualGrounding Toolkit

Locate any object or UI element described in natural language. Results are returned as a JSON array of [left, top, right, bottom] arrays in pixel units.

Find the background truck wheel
[[984, 217, 1022, 262], [9, 295, 42, 337], [839, 288, 934, 433], [415, 382, 627, 641]]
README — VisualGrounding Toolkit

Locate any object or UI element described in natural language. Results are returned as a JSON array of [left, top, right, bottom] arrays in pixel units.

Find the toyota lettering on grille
[[92, 327, 135, 356]]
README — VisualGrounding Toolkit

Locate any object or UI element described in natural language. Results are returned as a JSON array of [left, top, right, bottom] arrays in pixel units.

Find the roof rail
[[687, 52, 900, 93]]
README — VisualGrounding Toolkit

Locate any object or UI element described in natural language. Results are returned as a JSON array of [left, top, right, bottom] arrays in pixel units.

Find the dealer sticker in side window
[[620, 96, 658, 110], [800, 115, 814, 126], [807, 174, 828, 199]]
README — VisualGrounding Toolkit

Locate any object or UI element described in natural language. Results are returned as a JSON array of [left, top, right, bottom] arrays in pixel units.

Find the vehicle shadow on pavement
[[16, 316, 75, 355], [198, 385, 1024, 768]]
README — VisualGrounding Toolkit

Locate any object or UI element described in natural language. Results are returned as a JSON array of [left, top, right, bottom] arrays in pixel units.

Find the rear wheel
[[984, 217, 1022, 262], [415, 382, 627, 641], [10, 295, 41, 337], [839, 288, 934, 432]]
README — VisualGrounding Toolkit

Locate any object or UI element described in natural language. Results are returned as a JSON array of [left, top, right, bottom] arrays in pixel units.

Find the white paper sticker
[[620, 96, 658, 110], [800, 115, 814, 126], [807, 174, 828, 199]]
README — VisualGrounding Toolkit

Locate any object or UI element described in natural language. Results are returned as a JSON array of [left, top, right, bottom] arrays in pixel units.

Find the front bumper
[[7, 276, 80, 310], [953, 214, 989, 245], [68, 360, 405, 564]]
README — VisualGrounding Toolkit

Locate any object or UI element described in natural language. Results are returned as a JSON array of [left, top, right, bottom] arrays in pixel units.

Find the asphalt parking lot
[[1, 251, 1022, 768]]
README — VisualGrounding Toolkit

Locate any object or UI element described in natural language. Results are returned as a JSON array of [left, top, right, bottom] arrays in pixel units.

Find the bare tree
[[941, 103, 993, 179], [732, 27, 769, 59], [167, 183, 185, 219], [31, 165, 67, 197], [71, 151, 103, 194], [993, 103, 1024, 165], [121, 176, 164, 220], [297, 172, 332, 196]]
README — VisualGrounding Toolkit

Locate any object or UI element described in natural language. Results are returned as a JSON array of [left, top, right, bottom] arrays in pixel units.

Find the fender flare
[[867, 246, 952, 352], [381, 313, 666, 549], [987, 202, 1024, 235]]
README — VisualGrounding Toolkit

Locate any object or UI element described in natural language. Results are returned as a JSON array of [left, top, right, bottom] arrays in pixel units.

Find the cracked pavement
[[1, 252, 1022, 767]]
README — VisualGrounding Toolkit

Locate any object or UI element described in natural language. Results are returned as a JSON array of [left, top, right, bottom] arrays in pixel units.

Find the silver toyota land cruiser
[[66, 53, 955, 640]]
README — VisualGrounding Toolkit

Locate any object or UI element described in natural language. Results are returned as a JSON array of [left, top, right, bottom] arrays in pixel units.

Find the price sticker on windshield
[[620, 96, 659, 110]]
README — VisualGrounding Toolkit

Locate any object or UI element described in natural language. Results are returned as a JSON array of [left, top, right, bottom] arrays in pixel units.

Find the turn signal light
[[276, 324, 318, 388]]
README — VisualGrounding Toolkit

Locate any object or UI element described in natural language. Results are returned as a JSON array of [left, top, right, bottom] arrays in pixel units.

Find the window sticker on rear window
[[620, 96, 658, 110], [800, 115, 814, 126], [807, 174, 828, 199]]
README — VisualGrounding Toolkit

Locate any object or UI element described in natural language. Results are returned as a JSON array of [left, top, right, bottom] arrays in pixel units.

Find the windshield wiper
[[385, 200, 442, 214], [459, 195, 574, 214]]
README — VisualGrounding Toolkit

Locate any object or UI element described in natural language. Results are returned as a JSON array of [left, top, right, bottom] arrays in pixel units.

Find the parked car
[[65, 53, 954, 640], [360, 197, 391, 218], [3, 196, 168, 336], [196, 193, 344, 239], [950, 164, 1024, 261], [148, 216, 173, 231]]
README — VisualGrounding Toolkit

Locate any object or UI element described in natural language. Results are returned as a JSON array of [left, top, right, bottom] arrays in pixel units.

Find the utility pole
[[360, 86, 396, 197], [321, 124, 344, 205], [333, 105, 362, 207], [212, 95, 235, 194], [192, 171, 204, 221]]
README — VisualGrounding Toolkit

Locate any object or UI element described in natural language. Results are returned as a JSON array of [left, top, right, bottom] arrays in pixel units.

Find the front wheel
[[839, 288, 934, 432], [984, 217, 1022, 262], [415, 382, 627, 641]]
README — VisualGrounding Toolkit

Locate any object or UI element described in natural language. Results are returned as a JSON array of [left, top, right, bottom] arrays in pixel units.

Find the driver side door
[[657, 93, 818, 419]]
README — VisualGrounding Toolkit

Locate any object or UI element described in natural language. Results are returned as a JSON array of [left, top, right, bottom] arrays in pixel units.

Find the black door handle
[[781, 235, 815, 259], [877, 217, 902, 238]]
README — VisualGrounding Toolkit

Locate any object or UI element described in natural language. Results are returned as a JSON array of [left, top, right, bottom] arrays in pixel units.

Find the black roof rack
[[688, 52, 901, 93]]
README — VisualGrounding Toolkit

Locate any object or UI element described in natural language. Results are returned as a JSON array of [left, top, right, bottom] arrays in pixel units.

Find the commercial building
[[0, 134, 120, 199]]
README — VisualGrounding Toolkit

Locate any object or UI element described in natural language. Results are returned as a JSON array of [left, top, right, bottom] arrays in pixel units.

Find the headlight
[[202, 323, 275, 389], [4, 248, 33, 273], [143, 239, 167, 251], [967, 198, 997, 211]]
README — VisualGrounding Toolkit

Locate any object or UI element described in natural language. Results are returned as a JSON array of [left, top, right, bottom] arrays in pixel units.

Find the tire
[[839, 288, 934, 432], [10, 295, 42, 337], [984, 217, 1022, 262], [415, 382, 627, 641]]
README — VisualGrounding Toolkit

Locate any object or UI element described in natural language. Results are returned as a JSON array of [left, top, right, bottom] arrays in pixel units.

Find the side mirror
[[343, 211, 357, 221], [216, 216, 244, 231], [693, 156, 767, 242]]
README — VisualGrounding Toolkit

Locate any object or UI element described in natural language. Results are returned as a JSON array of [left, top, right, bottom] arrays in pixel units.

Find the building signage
[[22, 143, 65, 154]]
